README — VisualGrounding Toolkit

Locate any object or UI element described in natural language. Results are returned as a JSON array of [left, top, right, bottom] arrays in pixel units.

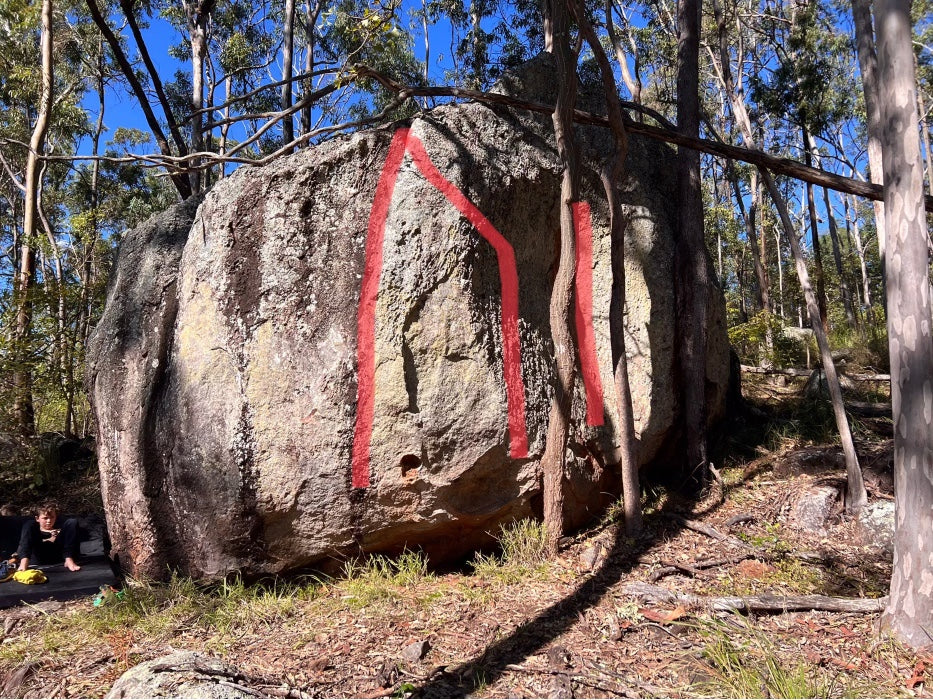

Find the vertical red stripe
[[572, 201, 605, 426], [405, 136, 529, 458], [351, 128, 410, 488]]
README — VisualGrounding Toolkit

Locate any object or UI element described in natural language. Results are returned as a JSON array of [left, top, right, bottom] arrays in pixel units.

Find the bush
[[728, 311, 812, 368]]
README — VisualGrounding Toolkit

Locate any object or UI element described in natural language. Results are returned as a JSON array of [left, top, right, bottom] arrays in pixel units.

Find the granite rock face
[[88, 56, 731, 579]]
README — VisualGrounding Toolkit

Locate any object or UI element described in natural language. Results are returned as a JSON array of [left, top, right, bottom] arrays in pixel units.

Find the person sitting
[[17, 501, 81, 572]]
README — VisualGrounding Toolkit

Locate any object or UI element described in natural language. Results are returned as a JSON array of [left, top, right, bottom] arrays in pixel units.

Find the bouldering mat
[[0, 556, 118, 608]]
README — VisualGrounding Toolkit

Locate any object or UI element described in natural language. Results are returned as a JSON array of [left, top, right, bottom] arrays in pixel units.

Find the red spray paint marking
[[572, 201, 605, 426], [352, 128, 411, 488], [405, 136, 529, 459], [351, 129, 529, 489]]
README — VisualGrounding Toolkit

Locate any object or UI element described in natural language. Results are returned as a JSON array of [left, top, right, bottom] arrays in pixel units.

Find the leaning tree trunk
[[540, 0, 581, 554], [571, 0, 642, 537], [875, 0, 933, 650], [13, 0, 54, 438], [802, 126, 828, 331], [760, 170, 867, 514], [674, 0, 708, 482], [710, 0, 866, 514]]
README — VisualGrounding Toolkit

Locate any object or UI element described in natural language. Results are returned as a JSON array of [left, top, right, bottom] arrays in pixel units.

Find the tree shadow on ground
[[412, 499, 704, 698]]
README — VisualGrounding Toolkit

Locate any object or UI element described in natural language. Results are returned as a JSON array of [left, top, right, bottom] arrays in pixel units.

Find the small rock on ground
[[105, 651, 259, 698]]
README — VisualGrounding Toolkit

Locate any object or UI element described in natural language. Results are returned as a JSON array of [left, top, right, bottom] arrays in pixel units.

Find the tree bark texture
[[675, 0, 708, 480], [623, 582, 889, 614], [875, 0, 933, 651], [541, 0, 580, 553], [13, 0, 54, 437]]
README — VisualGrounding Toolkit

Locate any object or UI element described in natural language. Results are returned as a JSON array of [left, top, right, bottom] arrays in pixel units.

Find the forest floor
[[0, 371, 927, 699]]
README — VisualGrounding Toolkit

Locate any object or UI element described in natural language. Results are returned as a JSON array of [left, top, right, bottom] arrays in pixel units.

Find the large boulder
[[88, 56, 730, 579]]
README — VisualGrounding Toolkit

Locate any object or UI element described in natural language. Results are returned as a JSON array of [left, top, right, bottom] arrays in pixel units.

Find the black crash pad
[[0, 556, 118, 608]]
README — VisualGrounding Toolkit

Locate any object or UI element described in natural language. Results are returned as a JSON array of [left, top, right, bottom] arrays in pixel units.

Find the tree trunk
[[186, 0, 214, 193], [13, 0, 54, 438], [823, 185, 858, 329], [119, 0, 189, 160], [761, 170, 867, 514], [605, 0, 641, 106], [846, 193, 874, 326], [85, 0, 191, 199], [301, 0, 322, 136], [802, 126, 828, 331], [851, 0, 887, 290], [540, 0, 580, 554], [808, 136, 858, 330], [917, 82, 933, 199], [730, 166, 770, 313], [570, 0, 642, 537], [674, 0, 708, 482], [282, 0, 296, 150], [77, 44, 105, 349], [774, 217, 785, 319], [219, 75, 231, 179], [875, 0, 933, 650]]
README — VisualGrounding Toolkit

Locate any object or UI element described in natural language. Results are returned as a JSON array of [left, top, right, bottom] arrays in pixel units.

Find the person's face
[[37, 511, 57, 530]]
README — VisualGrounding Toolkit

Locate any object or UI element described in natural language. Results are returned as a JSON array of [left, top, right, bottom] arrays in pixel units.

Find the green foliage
[[728, 311, 811, 368]]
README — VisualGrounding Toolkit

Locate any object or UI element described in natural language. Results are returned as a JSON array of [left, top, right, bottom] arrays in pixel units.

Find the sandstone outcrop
[[88, 56, 730, 579]]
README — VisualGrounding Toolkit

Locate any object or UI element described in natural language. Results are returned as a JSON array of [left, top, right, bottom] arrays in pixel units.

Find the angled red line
[[352, 129, 531, 490], [352, 128, 410, 488], [405, 135, 529, 459], [572, 201, 605, 426]]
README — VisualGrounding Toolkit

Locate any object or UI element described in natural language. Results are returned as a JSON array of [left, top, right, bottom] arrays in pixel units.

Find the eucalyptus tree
[[875, 0, 933, 650], [674, 0, 710, 483]]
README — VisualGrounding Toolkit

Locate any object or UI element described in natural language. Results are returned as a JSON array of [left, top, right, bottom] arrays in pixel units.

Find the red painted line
[[405, 135, 530, 459], [572, 201, 605, 426], [351, 128, 410, 488]]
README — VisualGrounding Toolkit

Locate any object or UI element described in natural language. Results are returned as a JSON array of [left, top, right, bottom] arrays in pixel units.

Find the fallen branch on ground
[[845, 400, 891, 418], [741, 365, 891, 382], [622, 582, 889, 614], [663, 513, 754, 551], [650, 553, 756, 583]]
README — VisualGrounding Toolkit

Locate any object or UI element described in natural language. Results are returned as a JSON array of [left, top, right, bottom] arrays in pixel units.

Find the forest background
[[0, 0, 932, 652]]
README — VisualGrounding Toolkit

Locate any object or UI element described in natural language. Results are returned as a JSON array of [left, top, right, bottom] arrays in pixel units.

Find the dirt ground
[[0, 372, 927, 699]]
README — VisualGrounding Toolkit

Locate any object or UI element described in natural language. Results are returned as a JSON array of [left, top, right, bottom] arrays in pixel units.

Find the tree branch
[[622, 581, 889, 613]]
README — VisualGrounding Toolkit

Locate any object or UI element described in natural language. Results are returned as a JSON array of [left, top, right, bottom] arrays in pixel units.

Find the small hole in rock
[[400, 454, 421, 474]]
